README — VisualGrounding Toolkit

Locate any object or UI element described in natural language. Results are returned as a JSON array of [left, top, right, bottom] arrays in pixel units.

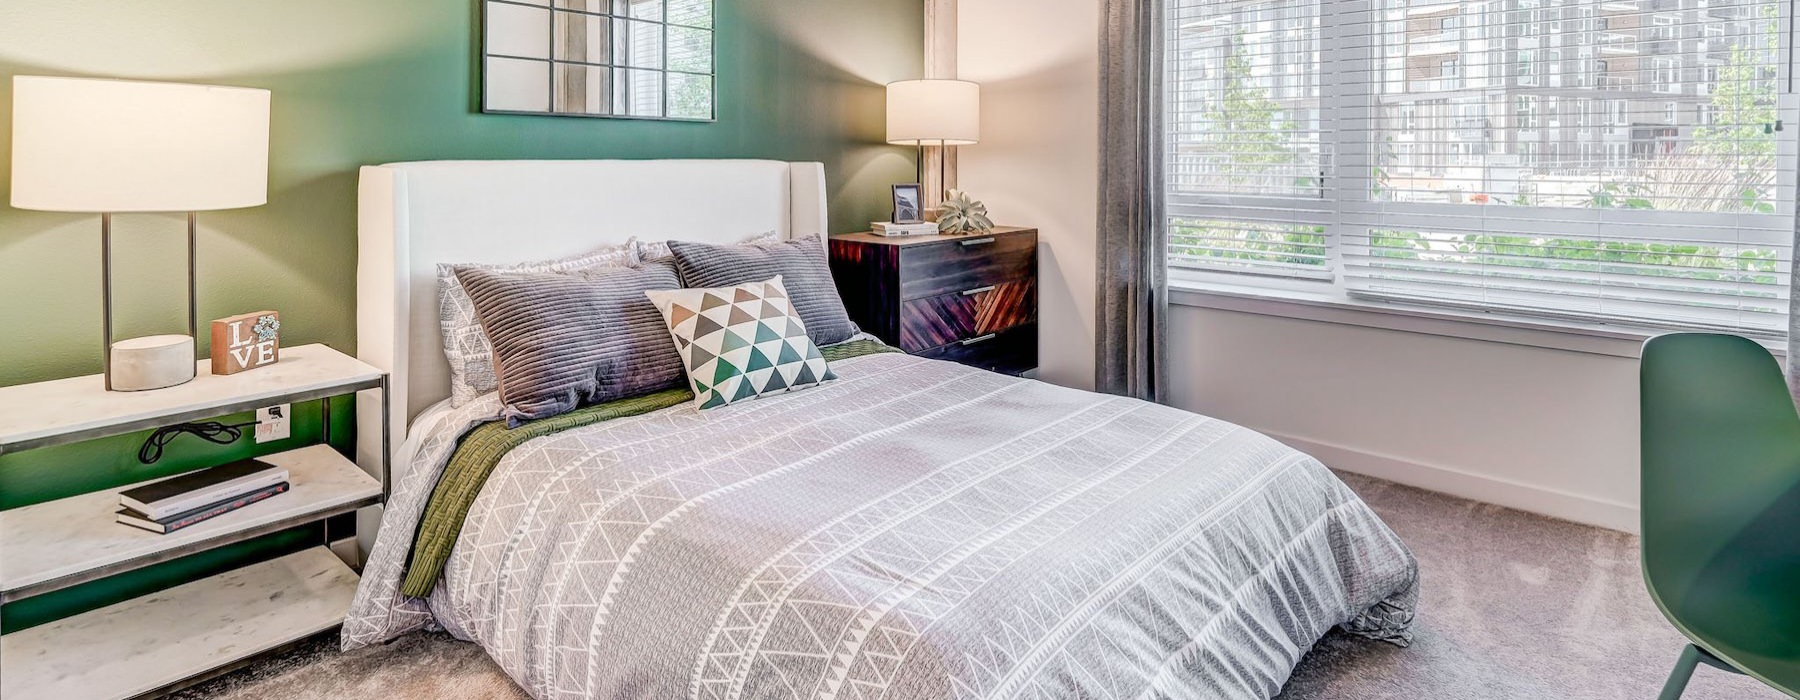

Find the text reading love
[[210, 310, 281, 375]]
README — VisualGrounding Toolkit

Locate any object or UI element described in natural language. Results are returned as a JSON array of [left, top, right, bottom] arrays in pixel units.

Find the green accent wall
[[0, 0, 920, 631], [0, 0, 922, 385]]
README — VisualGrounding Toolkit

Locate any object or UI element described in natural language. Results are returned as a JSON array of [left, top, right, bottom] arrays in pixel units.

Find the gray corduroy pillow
[[666, 235, 858, 347], [437, 243, 635, 406], [455, 259, 686, 426]]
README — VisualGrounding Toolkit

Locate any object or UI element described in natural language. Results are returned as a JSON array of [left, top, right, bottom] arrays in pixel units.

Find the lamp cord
[[137, 420, 258, 465]]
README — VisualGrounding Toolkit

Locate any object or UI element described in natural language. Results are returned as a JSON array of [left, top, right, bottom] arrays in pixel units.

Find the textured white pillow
[[437, 242, 636, 406], [633, 230, 779, 262], [645, 276, 836, 410]]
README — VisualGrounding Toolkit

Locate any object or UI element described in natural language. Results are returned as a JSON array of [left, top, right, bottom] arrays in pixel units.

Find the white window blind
[[1166, 0, 1797, 336], [1167, 0, 1332, 279]]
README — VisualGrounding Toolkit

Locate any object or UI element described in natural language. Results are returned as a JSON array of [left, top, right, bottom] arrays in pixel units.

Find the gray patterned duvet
[[345, 351, 1418, 700]]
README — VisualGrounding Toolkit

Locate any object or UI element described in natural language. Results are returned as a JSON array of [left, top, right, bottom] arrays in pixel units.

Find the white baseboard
[[1260, 429, 1641, 534]]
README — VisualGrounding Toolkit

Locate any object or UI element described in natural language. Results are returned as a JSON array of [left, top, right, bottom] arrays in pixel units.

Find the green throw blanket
[[401, 340, 899, 597]]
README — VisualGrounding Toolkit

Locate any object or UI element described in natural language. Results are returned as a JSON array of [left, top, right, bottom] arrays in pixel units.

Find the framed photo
[[892, 184, 925, 224]]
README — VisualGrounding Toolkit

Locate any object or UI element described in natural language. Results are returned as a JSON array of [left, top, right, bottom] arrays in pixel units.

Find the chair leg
[[1659, 645, 1703, 700]]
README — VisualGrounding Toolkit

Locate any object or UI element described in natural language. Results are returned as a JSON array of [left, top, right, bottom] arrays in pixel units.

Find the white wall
[[1169, 307, 1642, 531], [958, 0, 1100, 390]]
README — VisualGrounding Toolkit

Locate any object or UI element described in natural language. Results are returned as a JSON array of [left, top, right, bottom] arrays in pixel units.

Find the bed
[[343, 159, 1418, 700]]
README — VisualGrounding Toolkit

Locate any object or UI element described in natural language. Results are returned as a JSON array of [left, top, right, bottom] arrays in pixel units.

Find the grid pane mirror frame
[[483, 0, 714, 121]]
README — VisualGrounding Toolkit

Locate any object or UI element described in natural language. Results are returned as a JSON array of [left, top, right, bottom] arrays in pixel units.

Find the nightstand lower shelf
[[0, 547, 357, 700]]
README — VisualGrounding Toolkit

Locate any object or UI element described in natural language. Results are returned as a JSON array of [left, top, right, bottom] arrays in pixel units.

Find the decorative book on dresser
[[829, 227, 1038, 376]]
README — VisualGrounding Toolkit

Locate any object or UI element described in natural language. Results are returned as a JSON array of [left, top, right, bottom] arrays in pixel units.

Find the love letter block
[[211, 310, 282, 376]]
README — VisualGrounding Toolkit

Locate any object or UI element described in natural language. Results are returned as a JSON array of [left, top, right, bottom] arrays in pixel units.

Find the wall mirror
[[482, 0, 714, 121]]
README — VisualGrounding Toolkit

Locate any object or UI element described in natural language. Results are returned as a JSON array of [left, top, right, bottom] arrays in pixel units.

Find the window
[[1653, 14, 1679, 42], [1165, 0, 1328, 279], [1166, 0, 1793, 337], [1516, 95, 1541, 129], [1653, 58, 1682, 93]]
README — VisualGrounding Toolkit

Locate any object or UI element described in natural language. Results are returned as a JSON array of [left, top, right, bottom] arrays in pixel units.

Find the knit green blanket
[[400, 340, 899, 598]]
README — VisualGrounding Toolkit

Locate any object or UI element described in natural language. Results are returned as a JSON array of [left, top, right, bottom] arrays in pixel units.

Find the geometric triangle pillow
[[645, 275, 836, 410]]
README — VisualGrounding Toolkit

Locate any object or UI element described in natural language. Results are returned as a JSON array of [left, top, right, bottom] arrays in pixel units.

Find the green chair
[[1640, 333, 1800, 699]]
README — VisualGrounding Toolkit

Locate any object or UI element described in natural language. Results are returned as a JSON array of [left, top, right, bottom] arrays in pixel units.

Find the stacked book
[[872, 221, 942, 237], [116, 459, 290, 534]]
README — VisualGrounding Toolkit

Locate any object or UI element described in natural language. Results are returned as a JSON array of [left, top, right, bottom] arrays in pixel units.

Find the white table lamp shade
[[11, 76, 270, 213], [886, 79, 980, 147]]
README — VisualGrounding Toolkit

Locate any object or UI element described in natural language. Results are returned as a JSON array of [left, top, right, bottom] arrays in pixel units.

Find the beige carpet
[[169, 473, 1789, 700]]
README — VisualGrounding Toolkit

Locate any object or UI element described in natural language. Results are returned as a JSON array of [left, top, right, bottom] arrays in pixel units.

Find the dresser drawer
[[897, 232, 1036, 301], [914, 323, 1038, 377], [898, 278, 1036, 352]]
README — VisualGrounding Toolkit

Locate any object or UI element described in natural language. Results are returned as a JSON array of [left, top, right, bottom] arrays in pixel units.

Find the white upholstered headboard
[[354, 159, 827, 465]]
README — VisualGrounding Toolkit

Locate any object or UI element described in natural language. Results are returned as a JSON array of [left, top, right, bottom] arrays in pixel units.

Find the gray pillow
[[455, 259, 686, 426], [437, 243, 635, 407], [667, 235, 858, 346]]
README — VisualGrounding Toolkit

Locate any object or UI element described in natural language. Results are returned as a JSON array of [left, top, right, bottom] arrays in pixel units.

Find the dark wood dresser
[[829, 227, 1038, 376]]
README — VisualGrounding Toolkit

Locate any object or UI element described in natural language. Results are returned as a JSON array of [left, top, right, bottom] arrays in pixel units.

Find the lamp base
[[110, 335, 197, 392]]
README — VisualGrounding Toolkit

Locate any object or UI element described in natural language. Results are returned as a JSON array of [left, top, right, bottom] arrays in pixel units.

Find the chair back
[[1640, 333, 1800, 676]]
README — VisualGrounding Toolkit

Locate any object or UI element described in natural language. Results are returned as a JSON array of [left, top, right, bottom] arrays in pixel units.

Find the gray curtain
[[1094, 0, 1168, 402]]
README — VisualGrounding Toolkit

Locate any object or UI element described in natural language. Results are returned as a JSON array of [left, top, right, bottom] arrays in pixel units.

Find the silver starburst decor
[[936, 190, 995, 234]]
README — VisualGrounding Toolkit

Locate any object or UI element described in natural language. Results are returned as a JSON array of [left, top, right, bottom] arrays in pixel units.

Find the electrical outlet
[[255, 404, 291, 443]]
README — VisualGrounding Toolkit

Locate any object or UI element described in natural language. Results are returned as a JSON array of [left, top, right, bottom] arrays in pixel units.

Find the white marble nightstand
[[0, 344, 390, 700]]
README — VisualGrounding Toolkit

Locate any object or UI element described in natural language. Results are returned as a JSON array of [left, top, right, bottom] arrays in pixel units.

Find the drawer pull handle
[[960, 333, 998, 346], [959, 237, 996, 247], [960, 285, 997, 296]]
